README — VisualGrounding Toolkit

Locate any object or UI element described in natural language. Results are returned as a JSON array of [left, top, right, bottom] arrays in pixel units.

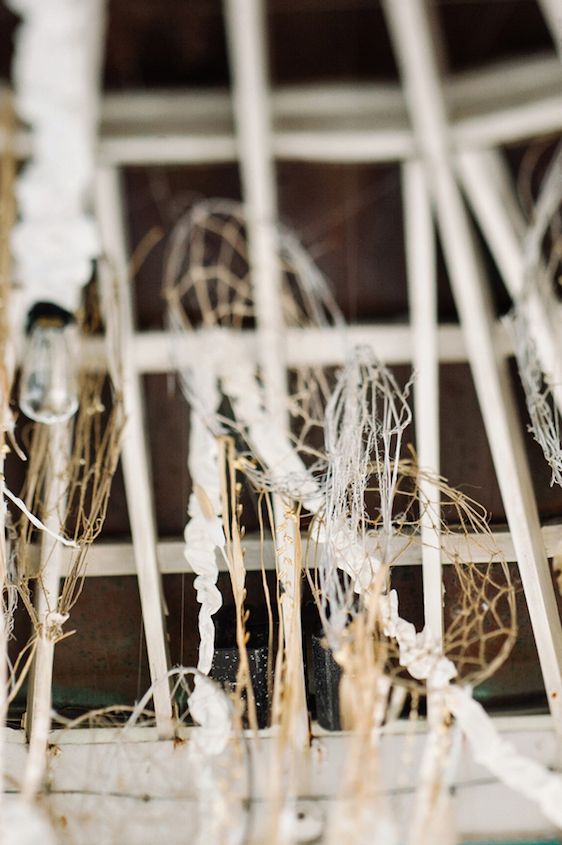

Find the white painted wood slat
[[223, 0, 308, 740], [95, 167, 173, 739], [403, 161, 443, 642]]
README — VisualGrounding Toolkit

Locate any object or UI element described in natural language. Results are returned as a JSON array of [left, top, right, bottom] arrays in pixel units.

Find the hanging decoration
[[7, 0, 104, 425], [163, 197, 562, 841], [165, 198, 342, 707]]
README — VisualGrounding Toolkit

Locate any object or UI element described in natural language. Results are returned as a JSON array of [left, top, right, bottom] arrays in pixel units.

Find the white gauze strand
[[183, 364, 226, 723], [379, 589, 457, 688], [186, 673, 244, 845], [126, 667, 240, 843], [8, 0, 102, 315], [324, 350, 404, 586], [447, 684, 562, 827], [381, 588, 562, 829], [319, 348, 412, 646], [219, 355, 324, 512], [169, 324, 320, 512], [221, 348, 419, 652], [181, 364, 235, 741]]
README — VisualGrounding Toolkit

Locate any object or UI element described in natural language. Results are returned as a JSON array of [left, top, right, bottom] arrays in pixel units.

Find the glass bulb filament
[[19, 321, 79, 425]]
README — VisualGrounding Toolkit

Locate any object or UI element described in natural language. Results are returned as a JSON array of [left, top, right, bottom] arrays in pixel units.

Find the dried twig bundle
[[11, 370, 123, 627]]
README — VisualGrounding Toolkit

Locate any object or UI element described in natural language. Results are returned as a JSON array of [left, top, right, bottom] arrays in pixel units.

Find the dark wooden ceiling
[[0, 0, 553, 88]]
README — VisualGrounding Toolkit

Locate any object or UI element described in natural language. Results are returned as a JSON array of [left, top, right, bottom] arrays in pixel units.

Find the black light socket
[[25, 302, 75, 335]]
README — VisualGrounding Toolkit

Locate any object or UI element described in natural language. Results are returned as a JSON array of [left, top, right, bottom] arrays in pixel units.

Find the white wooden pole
[[19, 522, 562, 578], [95, 166, 173, 739], [223, 0, 308, 741], [403, 160, 449, 845], [222, 0, 286, 421], [78, 320, 515, 373], [403, 161, 443, 642], [1, 52, 561, 165], [23, 421, 70, 798]]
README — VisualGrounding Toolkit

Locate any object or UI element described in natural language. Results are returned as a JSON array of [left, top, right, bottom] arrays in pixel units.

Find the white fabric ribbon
[[187, 673, 244, 845], [221, 357, 323, 511], [447, 684, 562, 826], [182, 362, 228, 726], [8, 0, 102, 315], [379, 589, 457, 687], [381, 589, 562, 828]]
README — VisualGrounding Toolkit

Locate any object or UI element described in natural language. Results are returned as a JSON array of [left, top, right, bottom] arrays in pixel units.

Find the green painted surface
[[461, 841, 561, 845]]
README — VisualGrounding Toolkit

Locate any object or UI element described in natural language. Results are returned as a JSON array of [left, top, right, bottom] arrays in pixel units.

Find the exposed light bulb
[[19, 304, 79, 425]]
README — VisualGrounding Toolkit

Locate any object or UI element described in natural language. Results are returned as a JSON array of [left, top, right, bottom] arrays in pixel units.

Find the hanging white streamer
[[3, 485, 77, 549], [184, 366, 224, 675], [220, 356, 324, 511], [447, 685, 562, 826], [187, 675, 245, 845], [181, 358, 230, 728], [8, 0, 103, 315], [383, 588, 562, 829], [173, 352, 247, 840], [126, 668, 241, 845], [379, 590, 457, 688]]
